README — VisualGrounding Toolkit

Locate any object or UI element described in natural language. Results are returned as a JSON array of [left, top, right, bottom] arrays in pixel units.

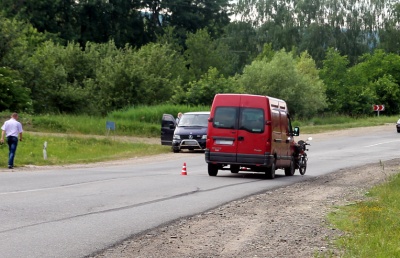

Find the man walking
[[1, 113, 23, 169]]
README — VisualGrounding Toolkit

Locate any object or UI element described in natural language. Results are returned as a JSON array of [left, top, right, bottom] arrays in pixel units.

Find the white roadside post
[[43, 141, 47, 160]]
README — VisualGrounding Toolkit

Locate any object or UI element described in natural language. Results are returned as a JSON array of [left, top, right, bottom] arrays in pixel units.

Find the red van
[[205, 94, 300, 179]]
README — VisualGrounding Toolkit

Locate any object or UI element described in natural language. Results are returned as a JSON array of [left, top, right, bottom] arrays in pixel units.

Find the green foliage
[[4, 105, 210, 137], [298, 24, 335, 68], [159, 0, 231, 38], [23, 41, 91, 114], [2, 0, 400, 118], [0, 15, 48, 69], [174, 67, 242, 106], [320, 48, 350, 113], [256, 43, 275, 62], [328, 173, 400, 257], [239, 49, 327, 118], [184, 28, 235, 80], [108, 104, 210, 124], [0, 67, 32, 113], [320, 48, 400, 116], [84, 42, 188, 115], [221, 21, 259, 73], [356, 50, 400, 115]]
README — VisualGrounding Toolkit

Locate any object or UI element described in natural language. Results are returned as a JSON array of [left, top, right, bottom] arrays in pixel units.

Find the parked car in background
[[397, 119, 400, 133], [161, 112, 210, 152]]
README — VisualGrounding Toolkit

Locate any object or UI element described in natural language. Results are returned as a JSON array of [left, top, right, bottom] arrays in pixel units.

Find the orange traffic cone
[[181, 162, 187, 175]]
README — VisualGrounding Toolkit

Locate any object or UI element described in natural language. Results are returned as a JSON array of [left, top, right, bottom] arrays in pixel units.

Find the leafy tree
[[255, 43, 275, 62], [143, 0, 231, 39], [23, 41, 91, 113], [298, 24, 335, 68], [234, 0, 400, 66], [173, 67, 241, 106], [0, 16, 48, 69], [320, 48, 350, 113], [238, 49, 326, 118], [372, 75, 400, 114], [184, 28, 235, 80], [221, 21, 259, 73], [340, 65, 377, 116], [85, 42, 188, 115], [78, 0, 146, 48], [0, 67, 32, 113], [294, 51, 327, 117], [352, 50, 400, 115]]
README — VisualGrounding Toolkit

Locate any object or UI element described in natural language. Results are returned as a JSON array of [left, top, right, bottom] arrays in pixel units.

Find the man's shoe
[[8, 165, 13, 169]]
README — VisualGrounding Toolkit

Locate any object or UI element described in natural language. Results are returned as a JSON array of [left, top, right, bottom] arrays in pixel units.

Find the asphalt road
[[0, 125, 399, 258]]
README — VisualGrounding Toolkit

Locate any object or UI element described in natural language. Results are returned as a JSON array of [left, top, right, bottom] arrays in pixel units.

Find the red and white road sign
[[373, 105, 385, 111]]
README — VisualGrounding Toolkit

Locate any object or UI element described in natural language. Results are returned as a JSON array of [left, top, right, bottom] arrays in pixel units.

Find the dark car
[[161, 111, 210, 152], [397, 119, 400, 133]]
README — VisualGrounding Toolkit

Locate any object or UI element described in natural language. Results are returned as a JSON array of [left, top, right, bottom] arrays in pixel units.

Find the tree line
[[0, 0, 400, 118]]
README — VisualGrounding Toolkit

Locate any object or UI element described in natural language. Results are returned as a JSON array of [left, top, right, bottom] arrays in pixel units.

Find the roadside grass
[[293, 115, 396, 134], [327, 172, 400, 257], [1, 104, 210, 137], [1, 110, 396, 138], [0, 133, 170, 167]]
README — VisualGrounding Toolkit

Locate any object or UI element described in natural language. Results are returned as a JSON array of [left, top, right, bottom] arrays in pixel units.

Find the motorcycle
[[295, 137, 312, 175]]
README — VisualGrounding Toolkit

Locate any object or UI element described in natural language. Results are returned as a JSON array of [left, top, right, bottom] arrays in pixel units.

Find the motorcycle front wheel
[[299, 157, 307, 175]]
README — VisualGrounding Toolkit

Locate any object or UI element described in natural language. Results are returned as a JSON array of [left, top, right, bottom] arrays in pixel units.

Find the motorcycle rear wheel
[[299, 157, 307, 175]]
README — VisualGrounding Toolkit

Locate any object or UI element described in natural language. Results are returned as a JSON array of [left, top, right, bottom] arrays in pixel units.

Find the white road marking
[[364, 139, 400, 148]]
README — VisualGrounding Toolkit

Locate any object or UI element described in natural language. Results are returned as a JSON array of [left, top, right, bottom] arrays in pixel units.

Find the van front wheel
[[208, 164, 218, 176], [265, 162, 276, 179]]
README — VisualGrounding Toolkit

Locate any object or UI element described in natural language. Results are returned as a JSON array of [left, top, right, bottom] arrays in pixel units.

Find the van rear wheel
[[208, 164, 218, 176], [230, 165, 239, 173], [284, 158, 295, 176], [265, 162, 276, 179]]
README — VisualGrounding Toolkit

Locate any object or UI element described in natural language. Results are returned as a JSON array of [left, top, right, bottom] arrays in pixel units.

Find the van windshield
[[213, 107, 264, 133], [178, 114, 209, 127]]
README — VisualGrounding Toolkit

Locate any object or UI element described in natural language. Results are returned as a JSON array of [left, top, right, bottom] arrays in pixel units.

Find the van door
[[236, 107, 267, 164], [208, 106, 239, 162], [161, 114, 176, 145], [236, 95, 269, 165]]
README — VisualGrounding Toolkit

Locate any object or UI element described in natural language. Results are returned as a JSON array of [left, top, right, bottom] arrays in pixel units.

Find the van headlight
[[173, 135, 181, 140], [202, 135, 207, 139]]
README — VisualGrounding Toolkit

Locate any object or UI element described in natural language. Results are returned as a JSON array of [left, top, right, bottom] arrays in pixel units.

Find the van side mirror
[[208, 117, 213, 122], [293, 127, 300, 136]]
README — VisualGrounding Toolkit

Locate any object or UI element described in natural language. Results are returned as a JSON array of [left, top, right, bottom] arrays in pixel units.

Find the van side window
[[213, 107, 237, 129], [239, 108, 264, 133]]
